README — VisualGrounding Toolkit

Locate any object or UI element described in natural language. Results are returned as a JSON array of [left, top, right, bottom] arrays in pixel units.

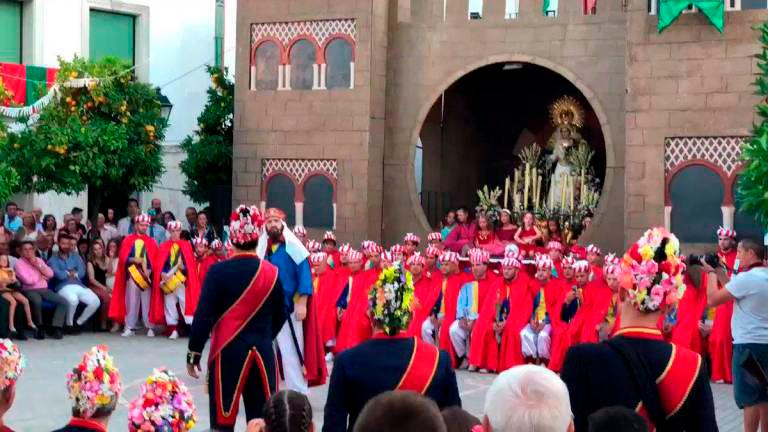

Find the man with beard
[[257, 208, 325, 394]]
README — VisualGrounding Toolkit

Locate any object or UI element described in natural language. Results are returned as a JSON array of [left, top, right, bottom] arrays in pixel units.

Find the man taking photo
[[705, 238, 768, 432]]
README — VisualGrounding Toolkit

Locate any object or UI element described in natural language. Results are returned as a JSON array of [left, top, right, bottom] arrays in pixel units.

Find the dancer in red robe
[[520, 255, 566, 367], [149, 221, 200, 337], [709, 226, 738, 383], [334, 250, 374, 353], [310, 252, 339, 352], [468, 256, 532, 372], [407, 253, 441, 338], [425, 245, 441, 275], [403, 233, 420, 259], [193, 237, 218, 288], [427, 232, 444, 251], [669, 268, 708, 355], [108, 214, 159, 337], [547, 241, 565, 279], [548, 259, 593, 372], [580, 263, 621, 344], [431, 252, 470, 366], [322, 232, 341, 269], [586, 244, 604, 281]]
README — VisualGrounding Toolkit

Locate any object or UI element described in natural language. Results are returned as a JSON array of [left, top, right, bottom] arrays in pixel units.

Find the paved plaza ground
[[5, 334, 743, 431]]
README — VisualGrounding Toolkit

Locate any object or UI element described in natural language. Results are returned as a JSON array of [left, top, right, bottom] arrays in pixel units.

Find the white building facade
[[3, 0, 236, 223]]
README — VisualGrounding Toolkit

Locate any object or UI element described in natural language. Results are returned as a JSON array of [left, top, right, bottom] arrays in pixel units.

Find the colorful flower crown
[[369, 263, 415, 336], [128, 368, 197, 432], [67, 345, 122, 418], [622, 227, 686, 313], [0, 339, 24, 391]]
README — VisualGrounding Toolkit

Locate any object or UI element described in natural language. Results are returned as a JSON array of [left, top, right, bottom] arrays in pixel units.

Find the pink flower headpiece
[[67, 346, 122, 418], [128, 368, 197, 432], [0, 339, 23, 391], [622, 227, 686, 313]]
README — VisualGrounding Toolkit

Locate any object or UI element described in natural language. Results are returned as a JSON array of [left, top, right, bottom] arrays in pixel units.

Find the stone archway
[[406, 55, 616, 235]]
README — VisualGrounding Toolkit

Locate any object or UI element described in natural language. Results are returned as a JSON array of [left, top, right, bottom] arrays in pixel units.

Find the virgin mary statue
[[546, 96, 588, 207]]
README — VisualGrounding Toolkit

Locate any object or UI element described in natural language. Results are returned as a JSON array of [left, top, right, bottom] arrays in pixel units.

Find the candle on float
[[504, 176, 510, 209], [535, 175, 542, 211], [580, 169, 586, 207], [560, 173, 566, 209], [513, 169, 520, 210], [523, 163, 530, 209], [569, 175, 575, 211]]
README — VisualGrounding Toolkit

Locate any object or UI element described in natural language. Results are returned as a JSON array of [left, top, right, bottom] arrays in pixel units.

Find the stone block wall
[[625, 0, 766, 244]]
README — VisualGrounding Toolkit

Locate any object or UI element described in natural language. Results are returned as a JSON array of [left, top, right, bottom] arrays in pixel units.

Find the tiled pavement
[[6, 334, 743, 431]]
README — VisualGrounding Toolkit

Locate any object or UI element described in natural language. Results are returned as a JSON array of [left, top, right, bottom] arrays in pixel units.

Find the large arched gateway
[[414, 62, 607, 230]]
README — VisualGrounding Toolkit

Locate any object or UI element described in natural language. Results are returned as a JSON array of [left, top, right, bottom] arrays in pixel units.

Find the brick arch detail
[[299, 171, 338, 202], [664, 160, 729, 206], [320, 34, 357, 64], [286, 35, 322, 63], [727, 163, 747, 206], [261, 171, 299, 202], [406, 54, 616, 235], [251, 37, 288, 65]]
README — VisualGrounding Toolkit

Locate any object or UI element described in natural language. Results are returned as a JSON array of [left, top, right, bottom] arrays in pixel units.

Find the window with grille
[[89, 10, 136, 65]]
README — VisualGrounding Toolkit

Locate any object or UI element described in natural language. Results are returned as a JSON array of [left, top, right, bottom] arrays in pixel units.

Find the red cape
[[407, 273, 441, 338], [108, 234, 159, 323], [438, 272, 473, 367], [334, 270, 377, 353], [315, 270, 341, 346], [709, 276, 734, 383], [465, 275, 503, 368], [577, 279, 615, 344], [197, 254, 222, 287], [499, 276, 536, 371], [304, 293, 328, 386], [549, 279, 589, 372], [149, 240, 200, 326], [669, 273, 708, 355]]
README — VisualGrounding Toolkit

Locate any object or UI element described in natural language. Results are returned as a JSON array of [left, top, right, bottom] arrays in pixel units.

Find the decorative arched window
[[289, 39, 316, 90], [266, 174, 296, 225], [303, 175, 334, 229], [254, 41, 280, 90], [732, 176, 765, 238], [670, 165, 724, 243], [325, 38, 353, 90]]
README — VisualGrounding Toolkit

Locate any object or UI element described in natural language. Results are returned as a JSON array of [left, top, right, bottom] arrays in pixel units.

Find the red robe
[[196, 254, 220, 288], [577, 279, 616, 344], [549, 280, 594, 372], [334, 270, 377, 353], [149, 240, 201, 326], [108, 234, 159, 323], [709, 260, 735, 383], [315, 269, 341, 346], [469, 275, 533, 372], [408, 273, 441, 338], [465, 275, 504, 368], [669, 273, 708, 355], [438, 272, 473, 366]]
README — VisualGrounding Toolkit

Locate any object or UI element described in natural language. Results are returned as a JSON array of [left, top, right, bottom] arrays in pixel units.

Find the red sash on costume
[[616, 328, 702, 431], [208, 260, 279, 363], [396, 337, 440, 394]]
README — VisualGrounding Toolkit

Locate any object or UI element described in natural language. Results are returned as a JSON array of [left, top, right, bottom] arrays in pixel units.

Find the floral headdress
[[622, 227, 686, 313], [369, 262, 415, 336], [67, 345, 122, 418], [128, 368, 197, 432], [229, 205, 264, 247], [0, 339, 24, 391]]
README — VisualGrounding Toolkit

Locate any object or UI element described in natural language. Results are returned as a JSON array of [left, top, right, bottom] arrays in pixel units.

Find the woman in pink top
[[14, 241, 68, 339], [496, 209, 518, 245], [474, 214, 505, 256], [444, 207, 477, 255]]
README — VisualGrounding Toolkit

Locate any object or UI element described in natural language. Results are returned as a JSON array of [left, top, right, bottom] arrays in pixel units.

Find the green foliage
[[738, 22, 768, 227], [0, 56, 166, 206], [0, 123, 19, 203], [180, 65, 233, 204]]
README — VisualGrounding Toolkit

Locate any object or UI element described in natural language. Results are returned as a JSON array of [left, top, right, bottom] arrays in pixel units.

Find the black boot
[[51, 328, 63, 340], [11, 330, 27, 341], [34, 328, 45, 340]]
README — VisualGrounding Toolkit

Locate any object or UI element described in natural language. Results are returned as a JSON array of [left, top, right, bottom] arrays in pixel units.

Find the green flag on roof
[[658, 0, 724, 33], [543, 0, 550, 16]]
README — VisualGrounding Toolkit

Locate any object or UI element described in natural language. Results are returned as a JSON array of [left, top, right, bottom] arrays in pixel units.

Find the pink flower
[[650, 285, 664, 303]]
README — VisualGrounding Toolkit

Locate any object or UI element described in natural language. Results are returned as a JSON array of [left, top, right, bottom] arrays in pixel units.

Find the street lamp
[[155, 88, 173, 123]]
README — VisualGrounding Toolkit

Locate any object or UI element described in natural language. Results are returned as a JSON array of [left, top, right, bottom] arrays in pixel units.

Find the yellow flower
[[664, 242, 676, 259], [95, 394, 111, 406], [639, 245, 654, 262]]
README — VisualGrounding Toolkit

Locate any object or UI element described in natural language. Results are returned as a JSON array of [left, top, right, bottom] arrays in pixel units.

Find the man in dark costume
[[561, 227, 717, 432], [187, 205, 285, 432]]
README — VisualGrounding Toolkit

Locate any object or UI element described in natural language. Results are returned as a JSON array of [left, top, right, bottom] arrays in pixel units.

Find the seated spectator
[[86, 240, 111, 332], [47, 235, 100, 333], [32, 208, 42, 231], [52, 346, 121, 432], [70, 208, 87, 236], [41, 214, 58, 244], [35, 234, 54, 262], [117, 199, 140, 237], [3, 204, 20, 234], [76, 238, 90, 261], [0, 339, 24, 432], [247, 390, 314, 432], [353, 391, 446, 432], [127, 368, 196, 432], [105, 239, 121, 333], [482, 365, 573, 432], [0, 242, 12, 270], [442, 407, 481, 432], [59, 218, 83, 242], [13, 213, 38, 242], [162, 211, 176, 229], [86, 213, 118, 244], [444, 207, 475, 255], [588, 407, 647, 432], [104, 209, 118, 231], [0, 256, 34, 340], [14, 241, 67, 340]]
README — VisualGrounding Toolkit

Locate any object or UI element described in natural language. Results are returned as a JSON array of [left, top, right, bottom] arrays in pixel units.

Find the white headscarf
[[257, 221, 310, 264]]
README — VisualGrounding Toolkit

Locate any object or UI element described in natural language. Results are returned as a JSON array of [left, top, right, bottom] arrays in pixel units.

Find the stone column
[[722, 206, 735, 230], [295, 202, 304, 226]]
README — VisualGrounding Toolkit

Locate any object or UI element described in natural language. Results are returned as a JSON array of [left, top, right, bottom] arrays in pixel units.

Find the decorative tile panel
[[262, 159, 338, 183], [664, 136, 747, 177], [251, 19, 356, 48]]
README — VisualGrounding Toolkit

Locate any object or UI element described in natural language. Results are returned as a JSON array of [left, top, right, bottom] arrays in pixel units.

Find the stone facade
[[234, 0, 764, 251]]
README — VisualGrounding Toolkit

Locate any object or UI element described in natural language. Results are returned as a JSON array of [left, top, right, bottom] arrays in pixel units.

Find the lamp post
[[155, 88, 173, 123]]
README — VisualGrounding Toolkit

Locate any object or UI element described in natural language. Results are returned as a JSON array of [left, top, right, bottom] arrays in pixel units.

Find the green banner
[[658, 0, 724, 33], [24, 66, 48, 105], [543, 0, 550, 16]]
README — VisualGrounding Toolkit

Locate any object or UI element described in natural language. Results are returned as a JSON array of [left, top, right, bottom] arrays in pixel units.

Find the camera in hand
[[687, 252, 721, 269]]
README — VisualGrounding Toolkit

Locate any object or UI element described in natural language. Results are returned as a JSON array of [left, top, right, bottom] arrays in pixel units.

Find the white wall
[[18, 0, 234, 223]]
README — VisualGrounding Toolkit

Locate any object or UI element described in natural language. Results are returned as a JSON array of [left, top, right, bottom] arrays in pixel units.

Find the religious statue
[[546, 96, 588, 208]]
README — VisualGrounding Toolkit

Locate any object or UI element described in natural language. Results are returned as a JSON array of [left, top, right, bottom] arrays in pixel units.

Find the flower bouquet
[[369, 262, 416, 336]]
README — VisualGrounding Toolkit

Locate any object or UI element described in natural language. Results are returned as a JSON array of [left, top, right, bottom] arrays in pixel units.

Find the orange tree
[[0, 56, 166, 216]]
